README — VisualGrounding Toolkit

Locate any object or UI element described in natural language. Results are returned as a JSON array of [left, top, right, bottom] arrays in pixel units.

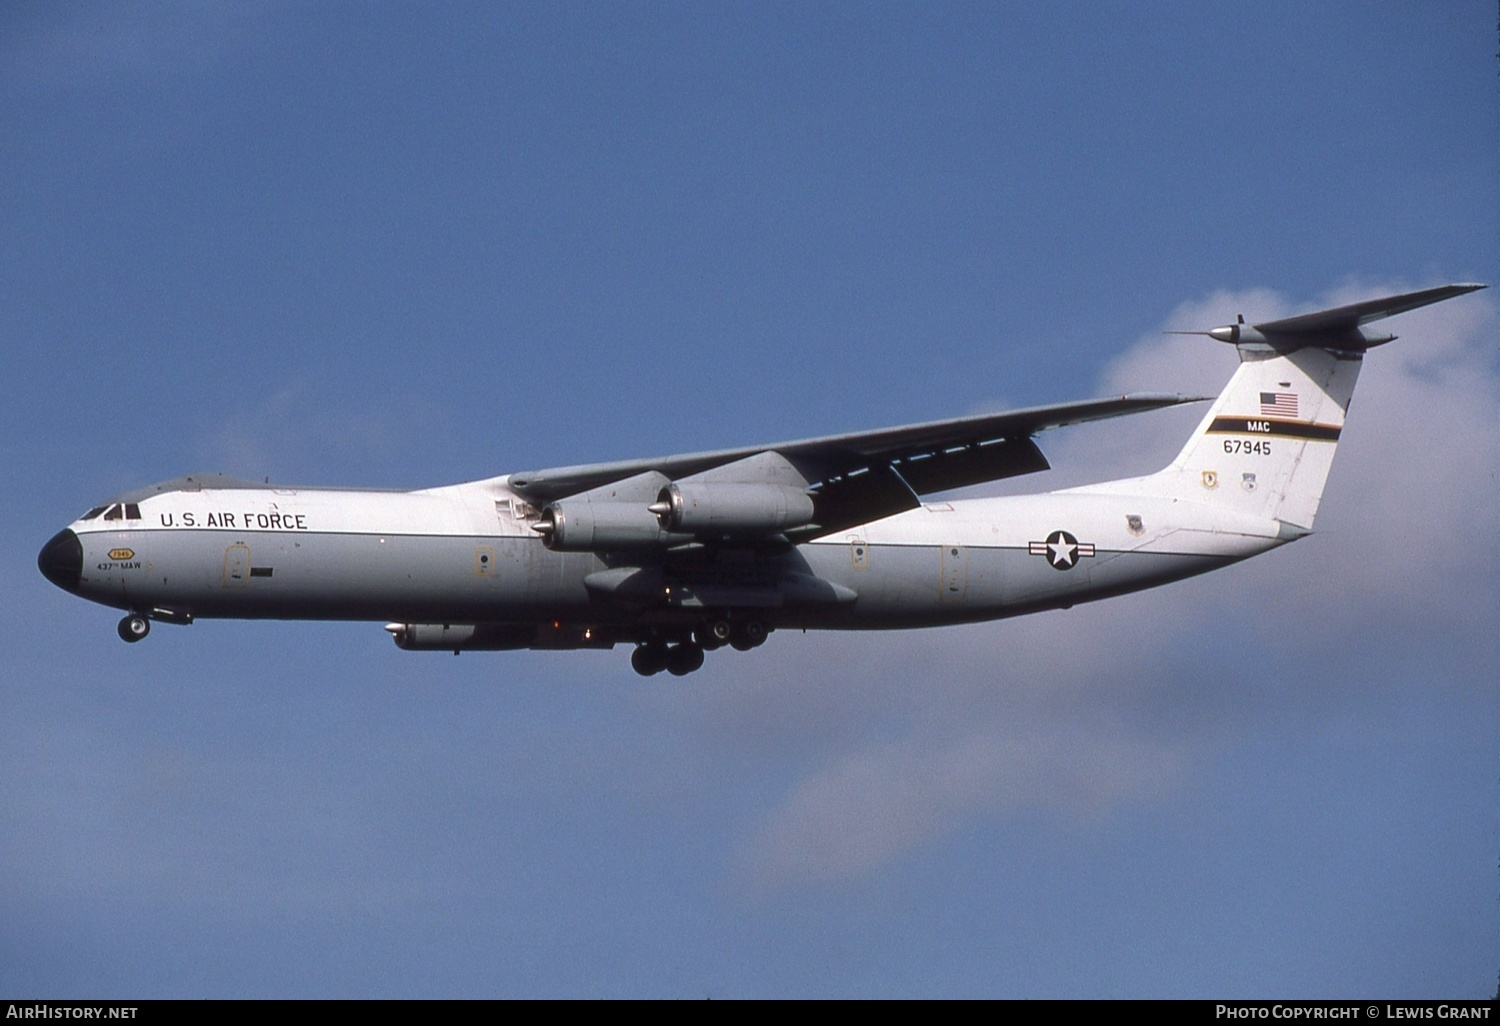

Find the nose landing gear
[[117, 614, 150, 643]]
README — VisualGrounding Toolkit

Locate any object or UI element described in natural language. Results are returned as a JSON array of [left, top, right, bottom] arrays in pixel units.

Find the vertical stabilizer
[[1071, 283, 1485, 530], [1150, 345, 1361, 529]]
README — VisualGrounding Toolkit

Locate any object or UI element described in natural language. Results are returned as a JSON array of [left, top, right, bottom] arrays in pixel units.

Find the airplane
[[38, 284, 1485, 677]]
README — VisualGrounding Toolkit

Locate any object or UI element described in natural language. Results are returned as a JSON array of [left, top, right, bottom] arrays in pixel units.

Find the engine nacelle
[[651, 482, 816, 536], [533, 499, 686, 551]]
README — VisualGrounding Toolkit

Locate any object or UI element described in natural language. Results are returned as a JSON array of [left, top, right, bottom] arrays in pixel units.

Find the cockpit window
[[98, 503, 142, 521], [80, 506, 109, 521]]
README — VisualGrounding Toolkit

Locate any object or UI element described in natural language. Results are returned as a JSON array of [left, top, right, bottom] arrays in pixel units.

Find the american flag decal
[[1259, 392, 1298, 417]]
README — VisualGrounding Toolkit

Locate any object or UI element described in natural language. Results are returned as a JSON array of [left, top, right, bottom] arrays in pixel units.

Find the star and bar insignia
[[1029, 529, 1096, 570]]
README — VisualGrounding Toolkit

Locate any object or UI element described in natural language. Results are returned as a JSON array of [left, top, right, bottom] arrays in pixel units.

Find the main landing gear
[[631, 640, 704, 677], [117, 613, 150, 643], [631, 616, 768, 677]]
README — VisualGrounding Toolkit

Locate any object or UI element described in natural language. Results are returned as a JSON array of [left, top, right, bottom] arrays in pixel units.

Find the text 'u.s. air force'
[[159, 511, 307, 530]]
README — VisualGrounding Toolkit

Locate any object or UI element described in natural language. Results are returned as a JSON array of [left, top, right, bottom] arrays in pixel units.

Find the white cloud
[[744, 698, 1189, 882], [1276, 284, 1499, 629], [734, 282, 1498, 886]]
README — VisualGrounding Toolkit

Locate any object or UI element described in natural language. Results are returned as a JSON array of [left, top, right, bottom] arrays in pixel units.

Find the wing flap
[[800, 464, 922, 537], [889, 435, 1050, 495]]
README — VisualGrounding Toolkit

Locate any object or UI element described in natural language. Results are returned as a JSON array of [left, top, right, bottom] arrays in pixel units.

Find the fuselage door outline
[[223, 544, 251, 587]]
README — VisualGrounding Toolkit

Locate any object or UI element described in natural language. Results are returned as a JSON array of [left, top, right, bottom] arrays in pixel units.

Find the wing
[[509, 392, 1204, 536]]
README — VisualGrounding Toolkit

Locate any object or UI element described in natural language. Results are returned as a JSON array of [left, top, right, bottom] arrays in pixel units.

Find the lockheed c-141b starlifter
[[38, 284, 1484, 676]]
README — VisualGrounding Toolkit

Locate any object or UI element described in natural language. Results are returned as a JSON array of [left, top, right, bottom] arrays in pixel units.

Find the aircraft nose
[[38, 528, 83, 593]]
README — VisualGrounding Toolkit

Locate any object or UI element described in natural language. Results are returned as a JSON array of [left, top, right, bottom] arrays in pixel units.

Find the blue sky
[[2, 2, 1495, 998]]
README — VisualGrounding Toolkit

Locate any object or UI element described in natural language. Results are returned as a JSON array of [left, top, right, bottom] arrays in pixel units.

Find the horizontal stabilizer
[[1176, 283, 1486, 352], [1256, 283, 1486, 336]]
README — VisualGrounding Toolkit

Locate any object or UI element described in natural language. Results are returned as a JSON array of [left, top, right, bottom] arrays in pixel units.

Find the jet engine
[[649, 481, 816, 536], [531, 499, 685, 551]]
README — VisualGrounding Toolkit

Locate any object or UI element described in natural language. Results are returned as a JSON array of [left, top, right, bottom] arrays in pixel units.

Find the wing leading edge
[[508, 392, 1204, 535]]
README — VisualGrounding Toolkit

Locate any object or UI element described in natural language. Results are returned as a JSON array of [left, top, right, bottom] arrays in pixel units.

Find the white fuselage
[[58, 474, 1289, 636]]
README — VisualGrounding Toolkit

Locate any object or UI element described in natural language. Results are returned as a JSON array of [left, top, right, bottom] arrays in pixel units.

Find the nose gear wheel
[[117, 614, 150, 643]]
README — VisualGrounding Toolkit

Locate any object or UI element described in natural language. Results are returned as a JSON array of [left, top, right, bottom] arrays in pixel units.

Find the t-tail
[[1075, 284, 1485, 531]]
